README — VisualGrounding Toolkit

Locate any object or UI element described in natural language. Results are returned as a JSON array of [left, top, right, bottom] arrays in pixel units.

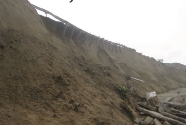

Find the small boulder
[[163, 121, 172, 125], [139, 121, 148, 125], [154, 118, 162, 125], [134, 117, 141, 124], [134, 117, 144, 124], [144, 116, 153, 124]]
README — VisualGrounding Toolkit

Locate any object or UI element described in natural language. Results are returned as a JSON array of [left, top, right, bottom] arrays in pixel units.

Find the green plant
[[119, 86, 126, 92], [117, 86, 128, 100]]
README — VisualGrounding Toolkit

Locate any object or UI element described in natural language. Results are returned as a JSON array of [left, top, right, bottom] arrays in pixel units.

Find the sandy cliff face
[[0, 1, 131, 124], [0, 0, 186, 125], [0, 0, 47, 38], [41, 15, 186, 95], [165, 63, 186, 72]]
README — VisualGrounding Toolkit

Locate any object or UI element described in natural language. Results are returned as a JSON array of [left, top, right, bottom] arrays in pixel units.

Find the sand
[[0, 0, 186, 125]]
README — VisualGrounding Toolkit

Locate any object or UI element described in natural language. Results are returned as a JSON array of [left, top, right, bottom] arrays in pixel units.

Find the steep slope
[[41, 15, 186, 95], [165, 63, 186, 72], [0, 0, 132, 125], [0, 0, 47, 38], [0, 0, 186, 125]]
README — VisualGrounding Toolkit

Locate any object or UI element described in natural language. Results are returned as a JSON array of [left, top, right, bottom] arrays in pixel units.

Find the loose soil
[[0, 0, 186, 125]]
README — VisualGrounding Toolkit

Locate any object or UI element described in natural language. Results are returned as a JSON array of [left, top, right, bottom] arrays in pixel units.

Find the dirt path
[[158, 88, 186, 102]]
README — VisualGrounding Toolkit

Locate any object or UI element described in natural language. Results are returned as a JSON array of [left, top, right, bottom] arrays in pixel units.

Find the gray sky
[[29, 0, 186, 65]]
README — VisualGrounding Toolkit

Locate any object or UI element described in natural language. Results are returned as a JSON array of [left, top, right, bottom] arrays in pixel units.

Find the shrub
[[118, 85, 128, 100], [119, 86, 126, 92]]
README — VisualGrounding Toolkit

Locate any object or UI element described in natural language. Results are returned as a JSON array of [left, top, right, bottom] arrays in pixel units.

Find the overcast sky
[[29, 0, 186, 65]]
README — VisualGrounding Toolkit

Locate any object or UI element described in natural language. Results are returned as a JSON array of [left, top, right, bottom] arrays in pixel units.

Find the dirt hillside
[[165, 63, 186, 72], [0, 0, 186, 125], [40, 15, 186, 95]]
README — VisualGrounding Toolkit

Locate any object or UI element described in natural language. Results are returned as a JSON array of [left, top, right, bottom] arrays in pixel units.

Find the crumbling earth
[[0, 0, 186, 125]]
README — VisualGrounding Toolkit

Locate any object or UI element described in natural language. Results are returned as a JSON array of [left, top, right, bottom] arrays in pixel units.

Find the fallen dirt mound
[[0, 0, 186, 125]]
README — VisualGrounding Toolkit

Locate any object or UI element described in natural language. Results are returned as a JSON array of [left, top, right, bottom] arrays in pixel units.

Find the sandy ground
[[158, 88, 186, 102], [1, 0, 186, 125]]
